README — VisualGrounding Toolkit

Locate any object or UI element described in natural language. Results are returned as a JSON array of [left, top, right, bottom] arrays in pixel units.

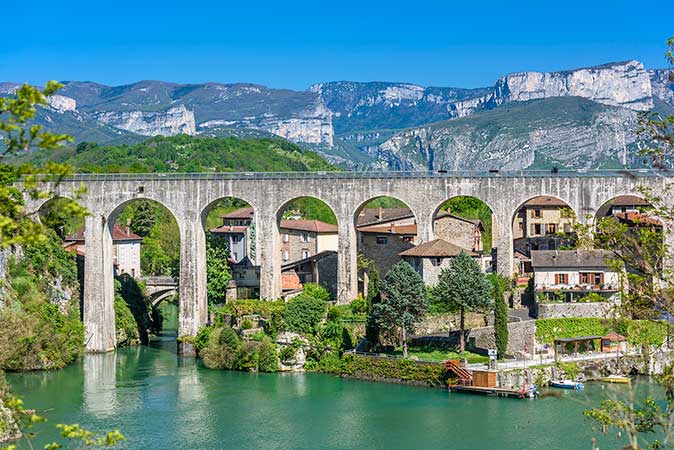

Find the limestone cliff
[[93, 105, 196, 136]]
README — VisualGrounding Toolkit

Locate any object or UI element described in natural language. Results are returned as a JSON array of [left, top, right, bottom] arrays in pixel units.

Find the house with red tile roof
[[63, 223, 143, 278]]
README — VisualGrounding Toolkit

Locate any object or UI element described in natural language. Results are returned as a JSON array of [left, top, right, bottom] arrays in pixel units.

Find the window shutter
[[554, 274, 559, 284]]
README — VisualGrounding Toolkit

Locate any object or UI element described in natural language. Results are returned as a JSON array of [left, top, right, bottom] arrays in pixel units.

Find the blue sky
[[2, 0, 673, 90]]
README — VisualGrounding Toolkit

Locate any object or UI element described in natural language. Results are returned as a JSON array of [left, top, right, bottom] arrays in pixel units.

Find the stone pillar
[[337, 215, 358, 305], [494, 210, 514, 277], [83, 214, 116, 353], [177, 215, 207, 356], [257, 205, 281, 300], [415, 206, 434, 243]]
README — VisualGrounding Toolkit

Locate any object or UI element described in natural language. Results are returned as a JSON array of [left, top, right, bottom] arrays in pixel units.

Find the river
[[7, 332, 664, 450]]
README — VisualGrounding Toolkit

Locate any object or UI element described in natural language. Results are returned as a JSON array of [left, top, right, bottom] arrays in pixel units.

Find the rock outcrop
[[94, 105, 196, 136], [47, 95, 77, 113]]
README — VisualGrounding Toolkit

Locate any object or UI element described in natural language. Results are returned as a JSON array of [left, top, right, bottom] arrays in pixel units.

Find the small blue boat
[[550, 380, 584, 390]]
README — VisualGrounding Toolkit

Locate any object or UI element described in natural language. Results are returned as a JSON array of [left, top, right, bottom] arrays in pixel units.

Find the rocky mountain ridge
[[2, 60, 672, 170]]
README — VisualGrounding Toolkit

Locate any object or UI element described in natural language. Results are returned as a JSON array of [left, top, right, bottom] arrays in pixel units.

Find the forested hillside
[[14, 135, 336, 173]]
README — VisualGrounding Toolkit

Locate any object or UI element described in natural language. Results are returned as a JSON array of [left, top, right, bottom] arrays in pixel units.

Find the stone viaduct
[[29, 169, 674, 354]]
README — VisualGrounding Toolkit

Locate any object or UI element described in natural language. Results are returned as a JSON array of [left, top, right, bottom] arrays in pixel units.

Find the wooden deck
[[448, 384, 537, 399]]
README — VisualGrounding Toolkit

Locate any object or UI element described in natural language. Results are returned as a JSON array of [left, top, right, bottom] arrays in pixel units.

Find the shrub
[[302, 283, 331, 302], [350, 297, 368, 314], [195, 325, 214, 353], [240, 317, 254, 330], [257, 338, 279, 372], [282, 294, 326, 334], [220, 299, 286, 319], [202, 326, 241, 369]]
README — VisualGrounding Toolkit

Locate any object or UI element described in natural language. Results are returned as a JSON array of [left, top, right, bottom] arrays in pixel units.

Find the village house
[[399, 239, 485, 285], [530, 249, 621, 302], [210, 207, 255, 263], [512, 196, 575, 253], [63, 223, 143, 278], [279, 219, 338, 262], [356, 207, 485, 277]]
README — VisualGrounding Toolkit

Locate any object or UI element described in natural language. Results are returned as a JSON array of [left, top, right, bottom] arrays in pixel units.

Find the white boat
[[550, 380, 584, 390]]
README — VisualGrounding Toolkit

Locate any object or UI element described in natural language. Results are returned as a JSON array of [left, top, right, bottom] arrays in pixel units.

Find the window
[[402, 236, 414, 243], [580, 272, 604, 286], [232, 235, 241, 244], [547, 224, 557, 235], [376, 236, 388, 245], [282, 250, 289, 261], [533, 223, 542, 235], [532, 209, 542, 219], [302, 249, 310, 259], [238, 272, 245, 280], [432, 257, 443, 266], [283, 234, 289, 243], [301, 232, 310, 242], [518, 222, 524, 231], [233, 252, 238, 261], [554, 273, 568, 284]]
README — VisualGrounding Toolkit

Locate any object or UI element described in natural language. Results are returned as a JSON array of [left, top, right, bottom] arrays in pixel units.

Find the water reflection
[[83, 353, 118, 417]]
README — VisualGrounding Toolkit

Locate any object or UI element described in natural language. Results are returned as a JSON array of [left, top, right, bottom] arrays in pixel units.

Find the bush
[[195, 325, 214, 353], [350, 297, 368, 314], [201, 326, 278, 372], [302, 283, 331, 302], [240, 317, 254, 330], [219, 299, 286, 319], [282, 294, 327, 334]]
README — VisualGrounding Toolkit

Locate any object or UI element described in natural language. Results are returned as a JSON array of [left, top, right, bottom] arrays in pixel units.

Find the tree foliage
[[436, 252, 492, 353], [371, 261, 427, 357], [488, 273, 510, 358], [206, 232, 232, 305]]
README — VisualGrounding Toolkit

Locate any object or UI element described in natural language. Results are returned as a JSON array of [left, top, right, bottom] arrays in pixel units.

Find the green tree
[[436, 252, 492, 353], [282, 294, 327, 334], [206, 232, 232, 305], [581, 36, 674, 449], [129, 200, 156, 237], [371, 261, 427, 357], [487, 273, 510, 359], [0, 81, 87, 248]]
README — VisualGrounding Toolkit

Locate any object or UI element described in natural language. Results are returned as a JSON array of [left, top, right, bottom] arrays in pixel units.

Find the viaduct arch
[[27, 170, 674, 354]]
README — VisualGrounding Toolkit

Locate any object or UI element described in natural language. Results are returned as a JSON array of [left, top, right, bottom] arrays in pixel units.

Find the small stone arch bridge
[[140, 276, 178, 306], [27, 169, 674, 354]]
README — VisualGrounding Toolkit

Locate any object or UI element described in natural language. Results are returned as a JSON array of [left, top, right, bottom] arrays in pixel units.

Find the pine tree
[[437, 252, 493, 353], [371, 261, 427, 357], [131, 200, 157, 237]]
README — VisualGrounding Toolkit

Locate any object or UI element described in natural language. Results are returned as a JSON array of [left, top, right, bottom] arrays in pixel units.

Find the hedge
[[341, 354, 449, 387]]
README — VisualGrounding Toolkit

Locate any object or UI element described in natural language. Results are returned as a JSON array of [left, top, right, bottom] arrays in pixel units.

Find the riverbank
[[6, 334, 665, 450]]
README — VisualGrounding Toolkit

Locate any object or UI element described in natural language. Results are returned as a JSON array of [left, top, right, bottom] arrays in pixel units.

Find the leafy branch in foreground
[[0, 81, 87, 248], [0, 396, 123, 450]]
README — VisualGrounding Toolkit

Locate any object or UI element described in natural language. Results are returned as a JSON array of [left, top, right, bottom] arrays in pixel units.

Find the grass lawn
[[390, 345, 489, 364]]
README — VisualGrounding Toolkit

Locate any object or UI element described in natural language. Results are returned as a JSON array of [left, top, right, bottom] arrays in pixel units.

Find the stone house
[[64, 223, 143, 278], [399, 239, 483, 286], [281, 250, 337, 297], [512, 196, 575, 253], [279, 219, 338, 263], [356, 207, 484, 277], [530, 249, 621, 302]]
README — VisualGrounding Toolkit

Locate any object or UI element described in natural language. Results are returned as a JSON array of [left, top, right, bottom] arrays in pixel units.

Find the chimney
[[377, 206, 383, 221], [446, 206, 451, 215], [126, 218, 131, 236]]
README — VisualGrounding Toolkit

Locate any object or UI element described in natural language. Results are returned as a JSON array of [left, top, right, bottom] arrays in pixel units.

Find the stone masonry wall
[[433, 215, 476, 251], [535, 300, 618, 319], [468, 321, 536, 355]]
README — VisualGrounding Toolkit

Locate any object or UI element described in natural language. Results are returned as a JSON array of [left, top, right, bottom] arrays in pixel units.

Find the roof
[[613, 211, 663, 226], [530, 250, 614, 269], [281, 271, 302, 291], [522, 196, 569, 207], [357, 223, 418, 235], [210, 225, 248, 234], [610, 195, 651, 207], [65, 223, 142, 243], [602, 332, 626, 341], [399, 239, 476, 258], [436, 210, 484, 229], [357, 207, 413, 226], [280, 219, 337, 233], [220, 207, 254, 220], [282, 250, 337, 270]]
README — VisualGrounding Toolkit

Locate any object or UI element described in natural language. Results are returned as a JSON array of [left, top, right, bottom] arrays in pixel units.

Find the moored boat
[[550, 380, 584, 390], [595, 375, 631, 384]]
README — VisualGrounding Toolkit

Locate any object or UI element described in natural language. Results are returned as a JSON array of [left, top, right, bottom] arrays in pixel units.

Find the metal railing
[[56, 168, 668, 182]]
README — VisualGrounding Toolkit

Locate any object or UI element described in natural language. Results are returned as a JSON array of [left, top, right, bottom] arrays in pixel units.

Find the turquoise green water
[[7, 335, 664, 450]]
